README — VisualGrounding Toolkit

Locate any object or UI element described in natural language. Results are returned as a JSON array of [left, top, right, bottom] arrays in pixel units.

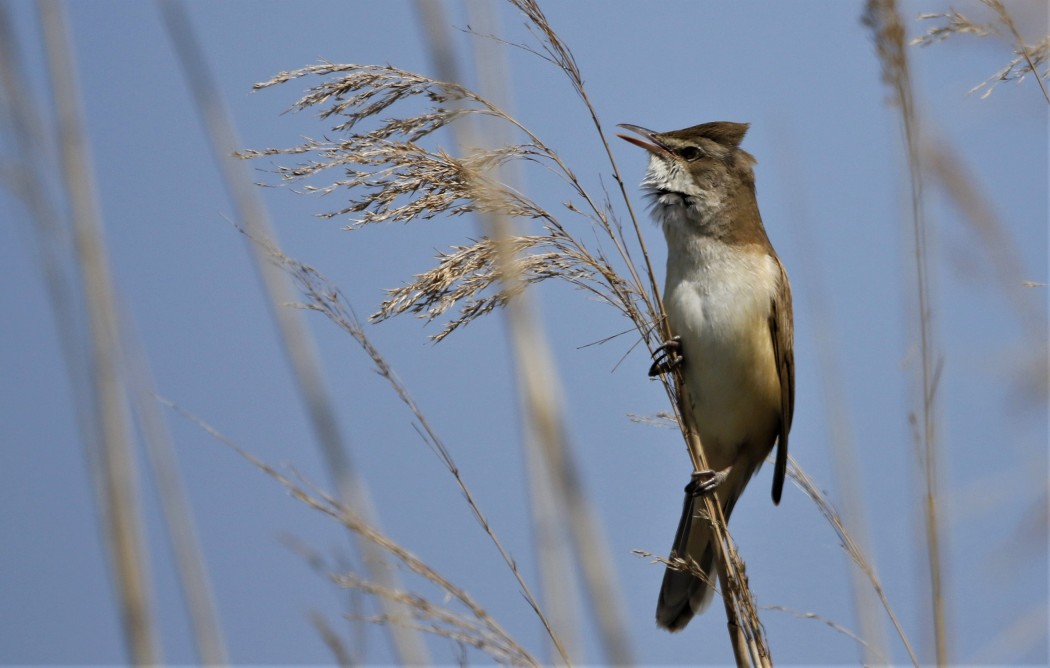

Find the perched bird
[[618, 121, 794, 631]]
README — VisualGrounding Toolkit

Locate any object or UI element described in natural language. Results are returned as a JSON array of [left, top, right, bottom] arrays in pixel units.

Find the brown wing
[[769, 257, 795, 505]]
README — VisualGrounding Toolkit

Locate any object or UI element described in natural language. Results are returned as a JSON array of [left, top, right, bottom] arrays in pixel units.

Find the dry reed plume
[[238, 2, 773, 661], [5, 0, 1045, 664], [913, 0, 1050, 103], [238, 63, 648, 343], [239, 0, 1047, 661], [865, 0, 1048, 664]]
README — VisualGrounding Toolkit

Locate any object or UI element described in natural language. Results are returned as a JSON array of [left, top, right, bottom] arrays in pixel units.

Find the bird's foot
[[684, 467, 731, 497], [648, 336, 683, 377]]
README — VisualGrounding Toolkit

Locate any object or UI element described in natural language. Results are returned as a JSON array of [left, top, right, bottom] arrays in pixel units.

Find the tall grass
[[235, 0, 778, 658], [3, 0, 1045, 664], [38, 4, 157, 662], [868, 1, 1049, 663], [159, 2, 430, 662], [863, 1, 946, 663]]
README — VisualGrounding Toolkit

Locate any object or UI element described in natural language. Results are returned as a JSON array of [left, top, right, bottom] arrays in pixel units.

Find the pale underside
[[640, 132, 788, 630]]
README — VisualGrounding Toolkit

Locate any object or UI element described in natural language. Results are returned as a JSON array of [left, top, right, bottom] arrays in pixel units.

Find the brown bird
[[618, 121, 794, 631]]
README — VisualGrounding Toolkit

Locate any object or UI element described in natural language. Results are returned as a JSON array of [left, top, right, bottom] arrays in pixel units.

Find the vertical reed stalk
[[159, 2, 430, 663], [39, 3, 157, 663], [864, 1, 947, 663]]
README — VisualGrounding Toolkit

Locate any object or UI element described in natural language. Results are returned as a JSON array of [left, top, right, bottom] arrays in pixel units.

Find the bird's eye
[[679, 146, 701, 161]]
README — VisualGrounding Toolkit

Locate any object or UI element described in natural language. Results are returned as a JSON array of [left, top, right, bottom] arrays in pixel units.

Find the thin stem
[[900, 39, 946, 668], [788, 459, 920, 667], [267, 245, 562, 665], [158, 2, 430, 663], [985, 0, 1050, 106], [864, 1, 947, 662], [413, 2, 577, 663], [39, 3, 157, 663]]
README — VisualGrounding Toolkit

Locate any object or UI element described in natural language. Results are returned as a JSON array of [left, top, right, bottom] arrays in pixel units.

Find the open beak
[[616, 123, 671, 157]]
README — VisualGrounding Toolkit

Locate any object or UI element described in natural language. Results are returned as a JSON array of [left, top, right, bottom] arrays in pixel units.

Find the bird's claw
[[648, 336, 683, 377], [684, 468, 731, 497]]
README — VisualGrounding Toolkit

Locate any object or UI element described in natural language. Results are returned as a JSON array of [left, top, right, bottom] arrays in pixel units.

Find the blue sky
[[2, 1, 1047, 665]]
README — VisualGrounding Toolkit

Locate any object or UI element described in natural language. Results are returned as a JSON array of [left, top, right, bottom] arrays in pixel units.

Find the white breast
[[661, 229, 782, 470]]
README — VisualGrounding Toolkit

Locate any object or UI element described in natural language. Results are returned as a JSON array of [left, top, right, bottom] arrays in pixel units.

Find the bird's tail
[[655, 484, 739, 632]]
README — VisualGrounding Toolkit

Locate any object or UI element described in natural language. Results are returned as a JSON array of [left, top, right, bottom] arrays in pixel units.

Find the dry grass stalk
[[121, 314, 229, 665], [160, 3, 431, 661], [924, 141, 1045, 331], [238, 2, 770, 662], [468, 4, 764, 661], [912, 7, 997, 44], [913, 1, 1050, 103], [335, 572, 531, 665], [427, 3, 635, 661], [308, 611, 354, 668], [762, 605, 884, 661], [911, 5, 1047, 664], [244, 55, 762, 668], [633, 540, 765, 664], [258, 242, 564, 661], [238, 62, 648, 343], [863, 1, 947, 664], [787, 458, 919, 666], [631, 549, 719, 595], [160, 397, 539, 667], [6, 5, 230, 663], [38, 4, 158, 663], [373, 233, 627, 342]]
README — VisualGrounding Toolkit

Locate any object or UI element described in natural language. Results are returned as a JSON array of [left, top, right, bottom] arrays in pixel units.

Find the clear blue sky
[[2, 1, 1046, 665]]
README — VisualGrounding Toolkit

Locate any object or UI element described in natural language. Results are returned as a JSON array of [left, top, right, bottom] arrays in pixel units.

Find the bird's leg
[[684, 467, 732, 497], [648, 335, 683, 377]]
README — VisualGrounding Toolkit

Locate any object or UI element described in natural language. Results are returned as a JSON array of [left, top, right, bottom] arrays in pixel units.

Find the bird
[[617, 121, 794, 632]]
